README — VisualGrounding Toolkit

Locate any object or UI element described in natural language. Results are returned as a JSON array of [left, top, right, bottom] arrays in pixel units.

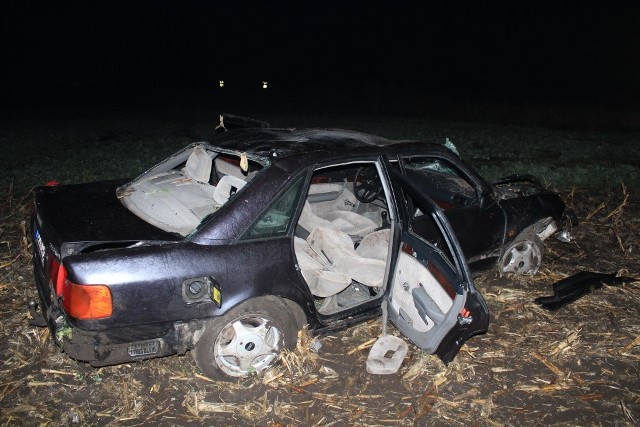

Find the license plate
[[34, 229, 46, 267]]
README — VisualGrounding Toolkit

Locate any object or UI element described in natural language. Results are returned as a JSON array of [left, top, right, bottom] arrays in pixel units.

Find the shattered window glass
[[242, 175, 306, 240], [405, 158, 458, 177], [403, 157, 476, 210]]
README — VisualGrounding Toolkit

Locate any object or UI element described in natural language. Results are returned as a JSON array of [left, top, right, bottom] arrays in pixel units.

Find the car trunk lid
[[33, 180, 181, 251]]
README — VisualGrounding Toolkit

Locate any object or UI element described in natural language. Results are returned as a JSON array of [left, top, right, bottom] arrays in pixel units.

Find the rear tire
[[498, 230, 544, 276], [193, 296, 298, 381]]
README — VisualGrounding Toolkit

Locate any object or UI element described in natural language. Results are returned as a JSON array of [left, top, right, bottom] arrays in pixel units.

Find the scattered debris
[[534, 271, 637, 311], [309, 338, 322, 353], [366, 299, 409, 375]]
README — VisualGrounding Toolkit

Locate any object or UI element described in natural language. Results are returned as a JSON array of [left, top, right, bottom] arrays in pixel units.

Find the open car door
[[384, 162, 489, 363]]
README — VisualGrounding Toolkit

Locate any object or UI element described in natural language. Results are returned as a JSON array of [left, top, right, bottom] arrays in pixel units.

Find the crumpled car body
[[30, 126, 569, 380]]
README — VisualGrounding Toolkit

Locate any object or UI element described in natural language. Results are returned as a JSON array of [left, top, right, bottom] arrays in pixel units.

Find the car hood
[[33, 180, 181, 249]]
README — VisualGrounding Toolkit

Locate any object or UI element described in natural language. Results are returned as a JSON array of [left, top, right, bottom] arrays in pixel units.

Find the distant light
[[262, 81, 268, 89], [219, 80, 224, 88]]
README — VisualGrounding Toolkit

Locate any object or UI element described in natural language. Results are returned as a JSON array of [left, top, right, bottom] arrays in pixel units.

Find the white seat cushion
[[182, 146, 212, 183], [355, 229, 390, 262], [299, 201, 378, 239], [294, 237, 352, 297], [322, 210, 378, 237], [306, 227, 386, 289], [213, 175, 246, 205]]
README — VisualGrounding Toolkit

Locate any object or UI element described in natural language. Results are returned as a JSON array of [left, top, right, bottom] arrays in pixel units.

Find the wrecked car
[[29, 125, 570, 380]]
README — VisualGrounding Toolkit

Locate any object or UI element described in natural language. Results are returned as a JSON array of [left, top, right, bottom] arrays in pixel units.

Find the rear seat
[[294, 226, 389, 297], [294, 236, 352, 297], [214, 157, 256, 181]]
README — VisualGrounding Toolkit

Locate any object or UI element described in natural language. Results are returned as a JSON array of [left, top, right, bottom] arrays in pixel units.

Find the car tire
[[498, 230, 544, 276], [192, 296, 298, 381]]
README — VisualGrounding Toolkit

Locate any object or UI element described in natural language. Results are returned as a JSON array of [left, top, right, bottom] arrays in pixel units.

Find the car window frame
[[386, 161, 472, 282], [399, 152, 491, 208], [237, 171, 310, 242], [308, 158, 398, 222]]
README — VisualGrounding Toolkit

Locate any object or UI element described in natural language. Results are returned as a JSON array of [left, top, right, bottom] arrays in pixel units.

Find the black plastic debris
[[535, 271, 636, 311]]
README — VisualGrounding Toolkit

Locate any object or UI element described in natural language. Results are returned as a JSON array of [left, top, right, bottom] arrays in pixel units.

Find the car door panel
[[381, 159, 489, 362], [434, 284, 489, 363], [387, 234, 467, 353]]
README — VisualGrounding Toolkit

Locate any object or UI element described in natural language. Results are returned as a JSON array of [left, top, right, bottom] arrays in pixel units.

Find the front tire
[[193, 296, 298, 381], [498, 230, 544, 276]]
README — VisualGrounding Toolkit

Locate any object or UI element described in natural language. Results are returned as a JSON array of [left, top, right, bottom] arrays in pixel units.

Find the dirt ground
[[1, 114, 639, 426]]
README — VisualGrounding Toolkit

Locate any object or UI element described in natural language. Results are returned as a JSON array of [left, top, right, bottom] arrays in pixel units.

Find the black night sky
[[2, 1, 640, 120]]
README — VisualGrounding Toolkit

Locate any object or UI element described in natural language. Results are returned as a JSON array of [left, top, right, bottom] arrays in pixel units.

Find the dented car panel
[[29, 126, 568, 379]]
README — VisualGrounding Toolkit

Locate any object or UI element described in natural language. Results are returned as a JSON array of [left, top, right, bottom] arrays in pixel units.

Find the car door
[[382, 161, 489, 363], [400, 155, 505, 267]]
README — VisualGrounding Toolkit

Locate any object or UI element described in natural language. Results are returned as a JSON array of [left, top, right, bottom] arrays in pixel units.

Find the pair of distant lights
[[218, 81, 268, 89]]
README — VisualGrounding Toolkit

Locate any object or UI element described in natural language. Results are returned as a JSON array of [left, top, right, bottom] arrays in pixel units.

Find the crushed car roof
[[211, 128, 454, 167]]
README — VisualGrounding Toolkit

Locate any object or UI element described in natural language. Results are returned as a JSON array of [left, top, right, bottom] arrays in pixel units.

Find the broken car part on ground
[[28, 120, 572, 380], [534, 271, 636, 311]]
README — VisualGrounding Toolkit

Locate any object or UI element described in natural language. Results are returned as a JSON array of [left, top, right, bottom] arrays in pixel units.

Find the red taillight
[[48, 257, 68, 296], [45, 180, 60, 186], [61, 280, 113, 320]]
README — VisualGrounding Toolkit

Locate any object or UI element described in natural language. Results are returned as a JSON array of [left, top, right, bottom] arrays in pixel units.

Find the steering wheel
[[354, 166, 383, 203]]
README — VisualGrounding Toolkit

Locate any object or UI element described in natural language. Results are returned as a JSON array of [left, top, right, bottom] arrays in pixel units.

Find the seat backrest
[[297, 201, 334, 236], [307, 226, 386, 288], [213, 175, 247, 205], [355, 228, 390, 262], [215, 157, 256, 181], [298, 200, 377, 239], [321, 210, 377, 238], [183, 146, 212, 183]]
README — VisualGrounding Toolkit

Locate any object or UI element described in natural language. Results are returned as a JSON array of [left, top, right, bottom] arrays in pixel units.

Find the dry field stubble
[[1, 187, 639, 426]]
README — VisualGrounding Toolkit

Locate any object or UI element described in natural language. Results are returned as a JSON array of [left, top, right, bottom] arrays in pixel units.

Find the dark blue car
[[30, 125, 569, 380]]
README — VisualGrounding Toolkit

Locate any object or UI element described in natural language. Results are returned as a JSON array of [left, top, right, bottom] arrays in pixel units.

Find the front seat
[[298, 201, 378, 240]]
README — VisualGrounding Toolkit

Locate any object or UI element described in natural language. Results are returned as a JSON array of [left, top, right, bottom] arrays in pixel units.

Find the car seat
[[182, 146, 212, 183]]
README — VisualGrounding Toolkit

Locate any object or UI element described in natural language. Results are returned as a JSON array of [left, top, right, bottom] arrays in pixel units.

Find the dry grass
[[1, 182, 639, 425]]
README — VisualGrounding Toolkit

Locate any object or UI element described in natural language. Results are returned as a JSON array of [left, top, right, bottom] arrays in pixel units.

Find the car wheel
[[498, 230, 544, 276], [193, 296, 298, 381]]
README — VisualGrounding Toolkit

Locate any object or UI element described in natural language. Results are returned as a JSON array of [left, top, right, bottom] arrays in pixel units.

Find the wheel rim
[[501, 240, 542, 275], [213, 315, 282, 377]]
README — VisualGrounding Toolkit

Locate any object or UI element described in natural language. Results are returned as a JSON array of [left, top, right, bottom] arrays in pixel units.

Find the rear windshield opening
[[118, 144, 266, 236]]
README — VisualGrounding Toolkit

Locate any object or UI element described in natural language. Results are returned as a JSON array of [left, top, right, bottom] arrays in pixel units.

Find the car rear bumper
[[32, 252, 202, 367], [62, 324, 187, 367]]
